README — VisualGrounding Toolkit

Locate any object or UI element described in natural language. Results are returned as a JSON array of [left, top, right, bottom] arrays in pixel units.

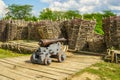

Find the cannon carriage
[[30, 38, 67, 65]]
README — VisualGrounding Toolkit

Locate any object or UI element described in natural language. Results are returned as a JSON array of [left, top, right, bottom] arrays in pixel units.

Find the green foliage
[[83, 13, 93, 20], [83, 11, 116, 35], [75, 62, 120, 80], [39, 9, 116, 34], [63, 10, 81, 19], [103, 10, 116, 18], [83, 13, 104, 34], [4, 5, 116, 34], [39, 8, 81, 21], [5, 4, 33, 20], [39, 8, 53, 20], [0, 49, 29, 58], [24, 16, 38, 21], [52, 11, 65, 20]]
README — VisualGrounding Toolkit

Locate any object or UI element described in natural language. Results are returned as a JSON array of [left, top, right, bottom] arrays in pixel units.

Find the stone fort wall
[[0, 19, 105, 52]]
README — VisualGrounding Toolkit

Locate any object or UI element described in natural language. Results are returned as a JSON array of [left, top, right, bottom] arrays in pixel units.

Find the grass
[[0, 48, 30, 58], [74, 62, 120, 80]]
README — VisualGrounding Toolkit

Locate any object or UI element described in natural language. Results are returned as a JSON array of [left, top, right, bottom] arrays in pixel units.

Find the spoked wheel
[[44, 57, 51, 65], [58, 52, 66, 62], [30, 54, 38, 64]]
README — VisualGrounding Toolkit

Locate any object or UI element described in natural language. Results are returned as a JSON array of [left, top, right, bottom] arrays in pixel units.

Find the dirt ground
[[71, 72, 101, 80]]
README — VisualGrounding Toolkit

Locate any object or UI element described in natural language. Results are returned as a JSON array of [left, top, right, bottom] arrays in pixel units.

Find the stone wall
[[61, 19, 105, 52], [0, 19, 105, 52], [28, 20, 61, 40], [0, 20, 7, 41], [0, 20, 29, 41], [103, 16, 120, 49], [0, 20, 61, 41], [88, 33, 106, 52]]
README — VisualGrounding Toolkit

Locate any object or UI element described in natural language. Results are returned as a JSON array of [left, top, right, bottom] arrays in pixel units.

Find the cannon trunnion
[[30, 38, 66, 65]]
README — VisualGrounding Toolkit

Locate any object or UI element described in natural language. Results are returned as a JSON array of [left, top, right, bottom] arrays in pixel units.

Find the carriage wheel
[[44, 57, 51, 65], [58, 52, 66, 62], [30, 54, 38, 64]]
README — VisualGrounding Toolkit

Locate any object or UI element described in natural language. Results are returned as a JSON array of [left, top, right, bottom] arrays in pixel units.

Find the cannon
[[30, 38, 67, 65]]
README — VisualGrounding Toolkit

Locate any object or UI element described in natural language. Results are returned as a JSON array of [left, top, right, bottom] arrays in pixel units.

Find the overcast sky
[[0, 0, 120, 18]]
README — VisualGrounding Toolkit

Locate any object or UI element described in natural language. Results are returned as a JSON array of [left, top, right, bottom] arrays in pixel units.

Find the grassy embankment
[[0, 48, 30, 58], [72, 62, 120, 80]]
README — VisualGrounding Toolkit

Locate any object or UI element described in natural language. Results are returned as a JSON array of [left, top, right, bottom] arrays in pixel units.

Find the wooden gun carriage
[[30, 38, 67, 65]]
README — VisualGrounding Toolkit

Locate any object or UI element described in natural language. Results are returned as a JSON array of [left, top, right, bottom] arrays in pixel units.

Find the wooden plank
[[68, 50, 105, 56], [0, 59, 67, 80], [0, 61, 52, 80], [5, 58, 74, 74], [17, 58, 78, 71], [0, 65, 34, 80], [6, 57, 78, 72], [0, 74, 14, 80], [3, 58, 75, 79], [1, 56, 97, 80], [6, 55, 100, 72], [13, 55, 93, 69], [0, 54, 101, 80]]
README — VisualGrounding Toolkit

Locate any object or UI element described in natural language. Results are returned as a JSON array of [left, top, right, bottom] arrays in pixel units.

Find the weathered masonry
[[103, 16, 120, 49], [0, 20, 61, 41], [0, 19, 105, 52], [61, 19, 105, 52]]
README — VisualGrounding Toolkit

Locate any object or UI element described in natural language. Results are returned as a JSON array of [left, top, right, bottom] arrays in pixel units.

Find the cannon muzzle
[[38, 38, 66, 47]]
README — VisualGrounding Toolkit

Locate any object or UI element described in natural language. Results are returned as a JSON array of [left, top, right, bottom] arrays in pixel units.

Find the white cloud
[[0, 0, 7, 18], [41, 0, 120, 15], [31, 10, 40, 17], [110, 6, 120, 10], [40, 0, 55, 3]]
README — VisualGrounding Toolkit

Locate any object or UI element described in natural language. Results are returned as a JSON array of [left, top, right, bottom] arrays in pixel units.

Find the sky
[[0, 0, 120, 18]]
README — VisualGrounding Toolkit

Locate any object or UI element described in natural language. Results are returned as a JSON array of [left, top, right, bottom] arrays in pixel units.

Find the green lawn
[[74, 62, 120, 80], [0, 48, 30, 58]]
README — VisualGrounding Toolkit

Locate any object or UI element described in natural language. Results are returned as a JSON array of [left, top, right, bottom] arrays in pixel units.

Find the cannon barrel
[[38, 38, 66, 47]]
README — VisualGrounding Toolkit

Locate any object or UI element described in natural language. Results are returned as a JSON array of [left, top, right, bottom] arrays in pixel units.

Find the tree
[[83, 13, 104, 34], [39, 8, 81, 20], [5, 4, 33, 20], [52, 11, 65, 20], [83, 11, 116, 35], [24, 16, 38, 21], [102, 10, 116, 18], [64, 10, 81, 19], [39, 8, 53, 20], [93, 13, 104, 34], [83, 13, 93, 20], [39, 8, 61, 21]]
